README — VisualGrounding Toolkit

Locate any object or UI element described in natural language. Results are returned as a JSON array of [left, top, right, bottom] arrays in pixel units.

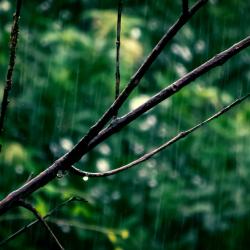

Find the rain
[[0, 0, 250, 249]]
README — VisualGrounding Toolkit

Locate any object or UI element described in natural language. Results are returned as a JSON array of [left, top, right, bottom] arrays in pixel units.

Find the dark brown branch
[[0, 35, 249, 217], [69, 93, 250, 178], [80, 36, 250, 154], [0, 162, 60, 215], [0, 197, 85, 247], [0, 0, 22, 150], [18, 200, 64, 250], [0, 36, 249, 217], [60, 0, 208, 166]]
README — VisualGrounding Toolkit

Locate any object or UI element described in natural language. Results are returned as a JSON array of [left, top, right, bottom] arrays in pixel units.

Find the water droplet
[[82, 176, 89, 182], [57, 169, 67, 178], [57, 170, 63, 178]]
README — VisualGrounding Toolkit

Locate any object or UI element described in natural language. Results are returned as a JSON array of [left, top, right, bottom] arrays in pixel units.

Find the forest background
[[0, 0, 250, 249]]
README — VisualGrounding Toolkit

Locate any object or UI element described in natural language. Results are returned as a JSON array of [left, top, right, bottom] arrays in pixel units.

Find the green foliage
[[0, 0, 250, 249]]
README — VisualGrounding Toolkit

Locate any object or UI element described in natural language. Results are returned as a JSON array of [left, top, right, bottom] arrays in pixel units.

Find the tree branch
[[69, 93, 250, 178], [0, 197, 86, 247], [60, 0, 208, 166], [115, 0, 122, 101], [80, 36, 250, 154], [0, 35, 249, 217], [114, 0, 123, 119], [17, 200, 64, 250], [0, 0, 22, 151]]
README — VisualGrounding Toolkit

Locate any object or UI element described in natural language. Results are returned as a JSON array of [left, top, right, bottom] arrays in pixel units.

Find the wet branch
[[0, 32, 249, 218], [69, 93, 250, 178], [17, 200, 64, 250], [61, 0, 209, 166], [0, 35, 249, 217], [0, 197, 86, 247], [79, 36, 250, 154], [0, 0, 22, 151], [0, 0, 249, 247]]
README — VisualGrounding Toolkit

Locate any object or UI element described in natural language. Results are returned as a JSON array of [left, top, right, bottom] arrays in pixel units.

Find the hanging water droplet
[[82, 176, 89, 182], [57, 170, 64, 178], [57, 169, 67, 178]]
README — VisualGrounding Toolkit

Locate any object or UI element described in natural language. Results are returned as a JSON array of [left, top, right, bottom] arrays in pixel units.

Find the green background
[[0, 0, 250, 249]]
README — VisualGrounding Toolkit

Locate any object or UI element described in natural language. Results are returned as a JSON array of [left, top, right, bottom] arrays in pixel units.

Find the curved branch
[[0, 36, 249, 217], [0, 35, 249, 217], [69, 93, 250, 178]]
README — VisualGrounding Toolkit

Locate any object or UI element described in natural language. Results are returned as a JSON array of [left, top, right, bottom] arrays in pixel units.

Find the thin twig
[[69, 93, 250, 177], [0, 196, 86, 247], [18, 200, 64, 250], [115, 0, 122, 101], [47, 218, 126, 236], [0, 0, 22, 151]]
